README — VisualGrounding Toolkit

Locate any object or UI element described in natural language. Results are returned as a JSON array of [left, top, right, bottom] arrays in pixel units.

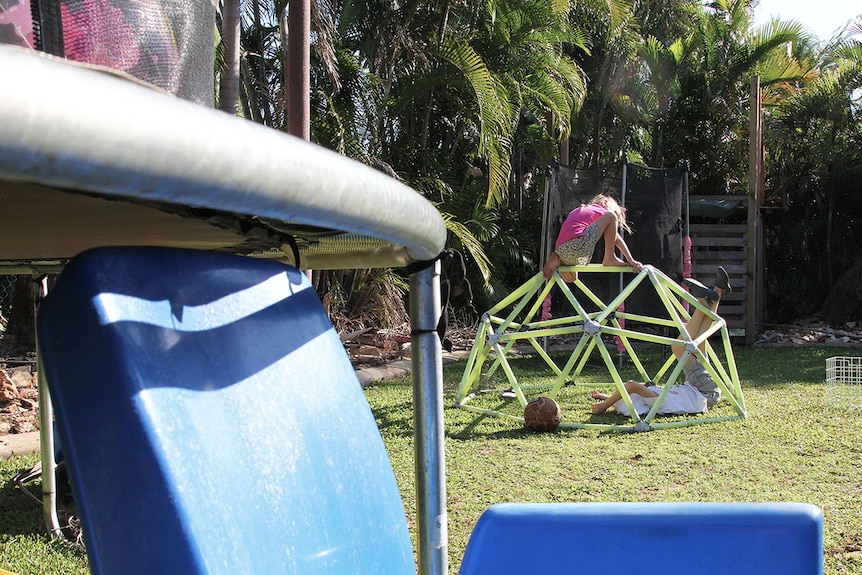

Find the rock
[[8, 367, 35, 388], [12, 420, 36, 434], [339, 327, 372, 342], [0, 370, 17, 401], [17, 397, 36, 410], [0, 383, 18, 402], [356, 332, 388, 346], [358, 345, 382, 356]]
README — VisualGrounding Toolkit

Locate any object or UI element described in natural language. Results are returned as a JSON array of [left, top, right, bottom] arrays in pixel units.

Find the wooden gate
[[688, 195, 756, 341]]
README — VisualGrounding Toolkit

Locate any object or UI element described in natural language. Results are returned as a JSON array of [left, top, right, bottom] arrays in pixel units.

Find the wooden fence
[[688, 195, 754, 340]]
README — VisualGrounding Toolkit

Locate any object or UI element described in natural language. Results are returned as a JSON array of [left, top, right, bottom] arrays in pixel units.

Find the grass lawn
[[1, 345, 860, 574], [374, 344, 862, 574]]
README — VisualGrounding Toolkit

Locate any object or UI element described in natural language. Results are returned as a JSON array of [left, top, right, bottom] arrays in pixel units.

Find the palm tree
[[765, 22, 862, 319], [612, 13, 809, 169], [217, 0, 243, 114], [649, 0, 809, 193], [565, 0, 641, 167], [391, 0, 589, 206]]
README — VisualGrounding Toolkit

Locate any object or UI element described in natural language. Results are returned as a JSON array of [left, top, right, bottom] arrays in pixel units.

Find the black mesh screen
[[551, 163, 624, 219], [547, 162, 685, 318], [623, 164, 685, 316]]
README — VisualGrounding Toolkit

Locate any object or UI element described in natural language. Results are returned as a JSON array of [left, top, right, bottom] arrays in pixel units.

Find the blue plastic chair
[[36, 247, 415, 574], [460, 502, 824, 574]]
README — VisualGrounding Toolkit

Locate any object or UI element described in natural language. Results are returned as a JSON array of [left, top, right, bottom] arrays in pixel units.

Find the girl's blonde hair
[[589, 194, 632, 234]]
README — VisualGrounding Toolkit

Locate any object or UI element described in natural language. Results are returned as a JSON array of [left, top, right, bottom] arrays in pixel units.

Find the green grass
[[0, 454, 88, 574], [1, 346, 860, 574], [373, 345, 862, 574]]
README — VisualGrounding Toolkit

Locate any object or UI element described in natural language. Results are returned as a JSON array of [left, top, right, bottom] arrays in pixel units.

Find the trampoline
[[0, 43, 450, 573]]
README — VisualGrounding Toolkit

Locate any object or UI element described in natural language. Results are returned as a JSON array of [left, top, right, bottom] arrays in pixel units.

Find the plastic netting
[[826, 356, 862, 409], [0, 275, 15, 324], [544, 162, 687, 318], [0, 0, 34, 47], [0, 0, 213, 106]]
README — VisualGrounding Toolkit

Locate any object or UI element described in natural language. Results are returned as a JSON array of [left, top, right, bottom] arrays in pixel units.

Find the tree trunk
[[285, 0, 310, 139], [218, 0, 242, 115], [588, 52, 620, 167], [0, 275, 37, 358]]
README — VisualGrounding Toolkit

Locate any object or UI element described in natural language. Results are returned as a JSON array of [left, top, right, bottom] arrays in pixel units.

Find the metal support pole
[[620, 160, 628, 288], [409, 261, 447, 575], [540, 162, 556, 266], [684, 161, 691, 238], [38, 355, 64, 539], [618, 159, 628, 367], [36, 276, 64, 539], [540, 165, 556, 353]]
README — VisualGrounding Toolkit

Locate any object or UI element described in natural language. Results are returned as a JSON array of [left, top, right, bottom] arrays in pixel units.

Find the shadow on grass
[[370, 345, 857, 443], [369, 400, 417, 439], [449, 408, 735, 440], [0, 464, 47, 538], [449, 408, 531, 441], [0, 459, 80, 542]]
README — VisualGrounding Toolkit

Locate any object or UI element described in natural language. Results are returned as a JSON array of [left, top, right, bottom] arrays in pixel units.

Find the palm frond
[[437, 38, 514, 205], [440, 212, 493, 282]]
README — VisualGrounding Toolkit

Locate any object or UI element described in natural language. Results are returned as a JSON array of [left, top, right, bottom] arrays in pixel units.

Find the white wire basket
[[826, 356, 862, 408]]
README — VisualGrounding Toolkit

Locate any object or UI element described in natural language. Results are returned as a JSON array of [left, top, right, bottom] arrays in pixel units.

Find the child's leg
[[595, 212, 629, 267], [591, 380, 658, 414], [543, 251, 579, 282], [672, 294, 720, 361], [613, 234, 643, 271], [672, 294, 723, 405], [542, 252, 562, 279], [559, 269, 578, 282]]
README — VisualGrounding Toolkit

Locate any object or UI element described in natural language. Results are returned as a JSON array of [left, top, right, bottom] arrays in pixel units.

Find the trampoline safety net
[[0, 0, 214, 107], [544, 162, 687, 318]]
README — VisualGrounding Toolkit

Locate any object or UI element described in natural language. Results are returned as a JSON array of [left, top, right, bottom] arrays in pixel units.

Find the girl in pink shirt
[[542, 194, 643, 282]]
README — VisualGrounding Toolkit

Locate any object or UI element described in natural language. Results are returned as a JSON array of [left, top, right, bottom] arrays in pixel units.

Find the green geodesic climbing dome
[[456, 265, 746, 432]]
